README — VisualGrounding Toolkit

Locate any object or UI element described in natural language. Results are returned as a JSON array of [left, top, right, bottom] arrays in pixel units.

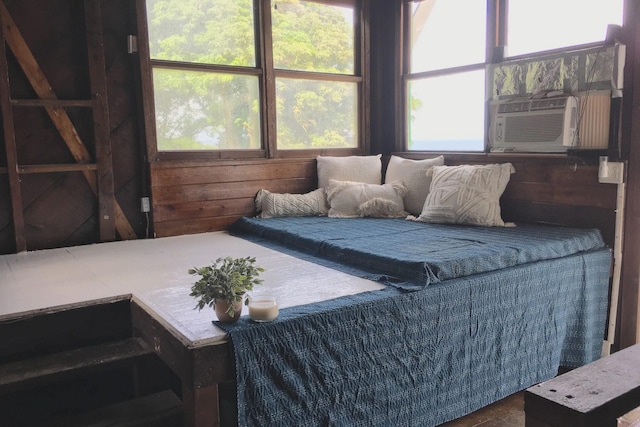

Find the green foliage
[[188, 256, 265, 316], [147, 0, 356, 151]]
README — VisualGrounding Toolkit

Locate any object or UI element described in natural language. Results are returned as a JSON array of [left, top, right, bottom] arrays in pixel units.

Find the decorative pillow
[[415, 163, 515, 226], [255, 188, 328, 218], [326, 180, 408, 218], [384, 155, 445, 215], [355, 198, 408, 218], [317, 155, 382, 189]]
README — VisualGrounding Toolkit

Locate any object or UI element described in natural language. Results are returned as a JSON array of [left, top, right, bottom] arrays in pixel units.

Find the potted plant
[[188, 256, 265, 323]]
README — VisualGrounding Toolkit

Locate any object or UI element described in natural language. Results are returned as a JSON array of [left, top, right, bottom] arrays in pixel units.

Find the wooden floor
[[443, 392, 525, 427]]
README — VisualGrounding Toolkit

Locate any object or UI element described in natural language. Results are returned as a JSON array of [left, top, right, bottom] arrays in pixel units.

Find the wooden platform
[[525, 344, 640, 426], [0, 231, 385, 426]]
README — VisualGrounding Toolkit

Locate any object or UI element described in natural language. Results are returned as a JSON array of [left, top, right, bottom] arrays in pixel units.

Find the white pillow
[[317, 155, 382, 189], [255, 188, 328, 218], [416, 163, 515, 227], [384, 155, 445, 215], [326, 180, 408, 218]]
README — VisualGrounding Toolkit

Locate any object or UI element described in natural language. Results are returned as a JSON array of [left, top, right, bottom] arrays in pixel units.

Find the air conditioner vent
[[504, 114, 564, 143], [490, 95, 579, 153]]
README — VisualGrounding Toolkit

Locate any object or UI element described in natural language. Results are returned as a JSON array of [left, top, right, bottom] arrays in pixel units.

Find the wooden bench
[[525, 344, 640, 427]]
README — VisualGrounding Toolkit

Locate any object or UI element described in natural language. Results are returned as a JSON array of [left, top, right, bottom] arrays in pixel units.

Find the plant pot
[[214, 299, 243, 323]]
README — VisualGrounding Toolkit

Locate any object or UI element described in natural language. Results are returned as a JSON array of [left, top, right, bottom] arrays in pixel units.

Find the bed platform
[[0, 217, 612, 426]]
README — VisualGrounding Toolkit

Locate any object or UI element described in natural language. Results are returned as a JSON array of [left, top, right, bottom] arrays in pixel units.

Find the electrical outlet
[[599, 162, 624, 184], [141, 197, 150, 212]]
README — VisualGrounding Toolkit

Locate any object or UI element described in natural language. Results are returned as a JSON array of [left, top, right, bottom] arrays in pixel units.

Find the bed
[[129, 156, 613, 426], [217, 215, 611, 426]]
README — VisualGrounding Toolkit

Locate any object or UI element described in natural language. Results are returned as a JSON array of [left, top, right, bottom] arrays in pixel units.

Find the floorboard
[[443, 392, 525, 427]]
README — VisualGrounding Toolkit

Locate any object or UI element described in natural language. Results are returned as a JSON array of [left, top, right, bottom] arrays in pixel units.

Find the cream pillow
[[384, 155, 445, 215], [326, 180, 408, 218], [317, 155, 382, 189], [255, 188, 328, 218], [416, 163, 515, 227]]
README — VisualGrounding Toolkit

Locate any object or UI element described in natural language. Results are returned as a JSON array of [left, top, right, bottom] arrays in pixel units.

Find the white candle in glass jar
[[248, 296, 279, 322]]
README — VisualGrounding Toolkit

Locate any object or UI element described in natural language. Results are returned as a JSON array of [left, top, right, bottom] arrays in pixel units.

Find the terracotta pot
[[214, 299, 243, 323]]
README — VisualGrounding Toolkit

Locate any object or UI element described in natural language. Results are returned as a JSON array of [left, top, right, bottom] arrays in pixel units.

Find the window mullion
[[258, 0, 277, 158], [135, 0, 158, 162]]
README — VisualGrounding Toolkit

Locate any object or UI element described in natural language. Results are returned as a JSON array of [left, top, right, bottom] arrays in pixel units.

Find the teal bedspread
[[222, 218, 611, 426], [231, 217, 606, 289]]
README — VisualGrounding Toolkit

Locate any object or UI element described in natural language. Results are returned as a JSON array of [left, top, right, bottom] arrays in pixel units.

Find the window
[[271, 1, 359, 150], [402, 0, 624, 152], [404, 0, 487, 152], [507, 0, 624, 58], [143, 0, 363, 159]]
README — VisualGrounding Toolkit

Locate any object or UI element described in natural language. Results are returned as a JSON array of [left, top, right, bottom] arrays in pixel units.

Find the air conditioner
[[490, 95, 579, 153]]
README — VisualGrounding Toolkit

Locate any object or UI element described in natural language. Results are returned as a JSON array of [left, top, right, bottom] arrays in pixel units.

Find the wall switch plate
[[141, 197, 150, 212], [599, 161, 624, 184]]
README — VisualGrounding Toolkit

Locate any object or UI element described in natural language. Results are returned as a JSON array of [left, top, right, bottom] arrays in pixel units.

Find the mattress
[[230, 217, 607, 289]]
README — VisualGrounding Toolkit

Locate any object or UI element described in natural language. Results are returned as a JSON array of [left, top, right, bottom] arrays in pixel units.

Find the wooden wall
[[151, 159, 316, 237], [0, 0, 148, 254]]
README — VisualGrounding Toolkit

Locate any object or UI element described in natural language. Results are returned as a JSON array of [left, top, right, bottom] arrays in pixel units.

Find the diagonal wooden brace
[[0, 1, 136, 240]]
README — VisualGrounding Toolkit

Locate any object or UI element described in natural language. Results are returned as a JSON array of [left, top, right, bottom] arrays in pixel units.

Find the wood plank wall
[[150, 159, 317, 237], [149, 154, 617, 250]]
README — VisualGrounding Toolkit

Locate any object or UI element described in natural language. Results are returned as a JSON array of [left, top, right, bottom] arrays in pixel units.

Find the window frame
[[136, 0, 368, 162], [400, 0, 623, 153], [399, 0, 500, 153]]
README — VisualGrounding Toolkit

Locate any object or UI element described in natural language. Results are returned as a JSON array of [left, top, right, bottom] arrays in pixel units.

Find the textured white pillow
[[317, 155, 382, 189], [384, 155, 445, 215], [416, 163, 515, 226], [326, 180, 408, 218], [255, 188, 328, 218]]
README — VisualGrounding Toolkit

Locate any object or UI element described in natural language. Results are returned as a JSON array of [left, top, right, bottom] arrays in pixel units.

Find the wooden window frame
[[136, 0, 369, 163], [399, 0, 499, 154]]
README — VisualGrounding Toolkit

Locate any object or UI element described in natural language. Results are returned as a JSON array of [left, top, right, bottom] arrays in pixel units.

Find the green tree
[[147, 0, 356, 150]]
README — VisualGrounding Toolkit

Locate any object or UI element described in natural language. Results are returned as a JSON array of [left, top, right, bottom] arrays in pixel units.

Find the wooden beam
[[181, 384, 220, 427], [0, 9, 25, 252], [19, 164, 98, 174], [85, 0, 116, 242], [11, 99, 94, 107], [0, 1, 136, 240]]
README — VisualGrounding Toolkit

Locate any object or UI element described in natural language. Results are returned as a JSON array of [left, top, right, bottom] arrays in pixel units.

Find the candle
[[248, 297, 279, 322]]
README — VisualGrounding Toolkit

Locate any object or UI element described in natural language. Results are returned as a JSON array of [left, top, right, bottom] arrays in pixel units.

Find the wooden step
[[39, 389, 183, 427], [0, 337, 153, 395]]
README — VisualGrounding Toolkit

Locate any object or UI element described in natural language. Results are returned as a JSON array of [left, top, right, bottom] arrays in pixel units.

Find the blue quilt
[[230, 217, 606, 289], [222, 217, 611, 426]]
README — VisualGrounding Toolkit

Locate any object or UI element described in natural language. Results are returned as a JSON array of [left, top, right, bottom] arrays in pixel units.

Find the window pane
[[276, 78, 357, 149], [408, 70, 485, 151], [153, 68, 261, 150], [272, 1, 354, 74], [410, 0, 486, 73], [147, 0, 256, 67], [507, 0, 623, 57]]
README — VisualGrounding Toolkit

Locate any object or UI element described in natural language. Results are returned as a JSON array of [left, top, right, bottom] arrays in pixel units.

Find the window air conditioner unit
[[490, 95, 579, 153]]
